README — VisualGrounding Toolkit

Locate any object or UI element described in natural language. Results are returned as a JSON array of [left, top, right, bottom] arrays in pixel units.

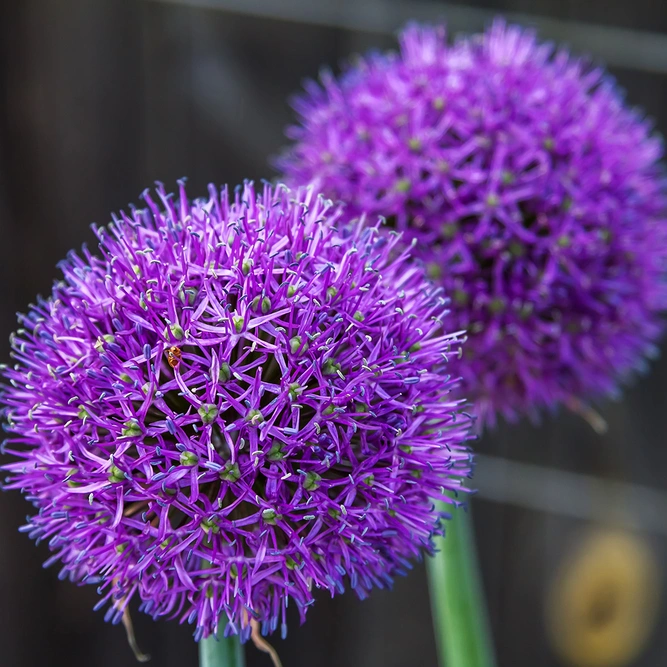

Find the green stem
[[426, 497, 496, 667], [199, 634, 246, 667]]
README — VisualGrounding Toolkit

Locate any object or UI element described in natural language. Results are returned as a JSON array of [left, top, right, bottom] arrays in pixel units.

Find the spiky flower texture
[[279, 21, 667, 424], [1, 182, 472, 640]]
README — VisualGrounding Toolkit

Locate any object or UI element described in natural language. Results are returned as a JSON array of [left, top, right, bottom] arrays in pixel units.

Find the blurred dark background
[[3, 1, 667, 666]]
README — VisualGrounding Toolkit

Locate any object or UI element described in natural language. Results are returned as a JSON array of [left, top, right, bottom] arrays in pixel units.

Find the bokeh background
[[2, 1, 667, 666]]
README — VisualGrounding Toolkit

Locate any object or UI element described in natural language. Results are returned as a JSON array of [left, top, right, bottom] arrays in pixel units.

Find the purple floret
[[279, 20, 667, 425], [1, 181, 473, 640]]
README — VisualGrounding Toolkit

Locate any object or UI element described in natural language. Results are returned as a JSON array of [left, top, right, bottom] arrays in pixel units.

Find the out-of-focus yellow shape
[[546, 529, 660, 667]]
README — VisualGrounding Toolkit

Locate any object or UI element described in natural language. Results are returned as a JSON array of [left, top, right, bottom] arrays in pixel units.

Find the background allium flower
[[278, 20, 667, 425], [1, 181, 472, 641]]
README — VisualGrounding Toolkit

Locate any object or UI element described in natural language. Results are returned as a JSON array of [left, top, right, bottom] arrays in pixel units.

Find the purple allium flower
[[278, 20, 667, 425], [1, 181, 473, 640]]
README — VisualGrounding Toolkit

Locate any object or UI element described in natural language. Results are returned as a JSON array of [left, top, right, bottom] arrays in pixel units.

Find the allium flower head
[[279, 20, 667, 424], [1, 181, 472, 640]]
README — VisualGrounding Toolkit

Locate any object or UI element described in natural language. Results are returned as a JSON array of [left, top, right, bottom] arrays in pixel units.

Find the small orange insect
[[166, 346, 182, 369]]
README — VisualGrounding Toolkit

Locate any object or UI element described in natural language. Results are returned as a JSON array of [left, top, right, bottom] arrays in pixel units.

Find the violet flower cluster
[[1, 181, 473, 640], [279, 20, 667, 425]]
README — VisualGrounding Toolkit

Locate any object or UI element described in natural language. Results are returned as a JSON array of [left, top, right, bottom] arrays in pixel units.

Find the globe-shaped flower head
[[1, 181, 472, 640], [279, 21, 667, 425]]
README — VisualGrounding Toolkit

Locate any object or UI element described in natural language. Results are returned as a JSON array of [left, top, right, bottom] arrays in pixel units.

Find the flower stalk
[[199, 634, 245, 667], [427, 498, 496, 667]]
